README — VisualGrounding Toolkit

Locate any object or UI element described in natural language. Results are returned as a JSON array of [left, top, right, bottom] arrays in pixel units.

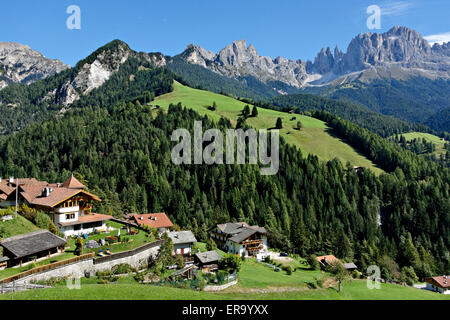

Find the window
[[66, 214, 75, 220]]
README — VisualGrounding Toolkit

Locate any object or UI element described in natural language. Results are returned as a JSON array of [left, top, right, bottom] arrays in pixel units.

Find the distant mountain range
[[0, 26, 449, 132], [180, 26, 450, 89]]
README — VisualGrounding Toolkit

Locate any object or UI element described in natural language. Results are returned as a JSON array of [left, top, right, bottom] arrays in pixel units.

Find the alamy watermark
[[366, 5, 381, 30], [171, 121, 279, 175], [366, 265, 381, 290], [66, 5, 81, 30]]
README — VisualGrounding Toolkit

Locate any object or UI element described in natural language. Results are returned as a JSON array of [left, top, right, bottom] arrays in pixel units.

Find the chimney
[[42, 187, 53, 197]]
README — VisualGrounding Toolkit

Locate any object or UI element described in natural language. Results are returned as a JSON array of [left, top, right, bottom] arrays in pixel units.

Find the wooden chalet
[[425, 276, 450, 294], [0, 176, 111, 237], [0, 230, 66, 268], [210, 222, 268, 258], [194, 250, 223, 273]]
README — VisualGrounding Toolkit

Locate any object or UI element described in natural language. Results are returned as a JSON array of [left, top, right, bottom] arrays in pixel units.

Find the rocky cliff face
[[310, 26, 450, 84], [180, 26, 450, 88], [0, 42, 69, 89], [180, 40, 308, 88], [56, 41, 132, 106]]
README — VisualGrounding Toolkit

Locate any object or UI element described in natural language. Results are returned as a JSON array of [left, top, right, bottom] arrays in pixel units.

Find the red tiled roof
[[15, 179, 100, 208], [133, 213, 173, 229], [58, 213, 112, 227], [63, 175, 86, 189], [316, 255, 339, 265], [426, 276, 450, 288], [0, 180, 16, 196]]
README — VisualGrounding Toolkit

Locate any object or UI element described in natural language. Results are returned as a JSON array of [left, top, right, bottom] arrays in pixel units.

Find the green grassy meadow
[[153, 81, 383, 174], [0, 215, 40, 241], [2, 258, 448, 300], [400, 132, 448, 156]]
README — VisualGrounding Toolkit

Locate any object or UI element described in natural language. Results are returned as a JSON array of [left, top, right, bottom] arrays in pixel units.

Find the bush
[[96, 270, 113, 277], [26, 263, 37, 271], [35, 211, 51, 229], [307, 254, 320, 270], [218, 253, 242, 274], [285, 266, 293, 275], [174, 255, 185, 269], [75, 237, 83, 256], [216, 270, 228, 284], [106, 236, 118, 244], [112, 263, 133, 275], [401, 266, 419, 286], [352, 270, 361, 279]]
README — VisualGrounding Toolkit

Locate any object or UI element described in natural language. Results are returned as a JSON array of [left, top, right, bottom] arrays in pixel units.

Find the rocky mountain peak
[[0, 42, 69, 89], [179, 40, 308, 88], [57, 40, 134, 106]]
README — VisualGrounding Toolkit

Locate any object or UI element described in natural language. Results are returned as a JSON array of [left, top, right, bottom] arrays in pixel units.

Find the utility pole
[[15, 177, 18, 218]]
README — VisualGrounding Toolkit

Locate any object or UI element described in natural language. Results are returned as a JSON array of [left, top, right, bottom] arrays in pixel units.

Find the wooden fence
[[0, 252, 95, 285], [0, 282, 50, 294]]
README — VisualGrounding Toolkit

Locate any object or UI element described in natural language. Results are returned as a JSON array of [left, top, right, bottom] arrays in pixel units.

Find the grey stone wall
[[17, 242, 161, 284]]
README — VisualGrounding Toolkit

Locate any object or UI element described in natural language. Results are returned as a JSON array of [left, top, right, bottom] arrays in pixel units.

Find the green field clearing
[[154, 81, 383, 174], [400, 132, 448, 156], [1, 258, 448, 300]]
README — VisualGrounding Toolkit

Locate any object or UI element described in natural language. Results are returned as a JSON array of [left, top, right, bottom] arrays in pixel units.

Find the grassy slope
[[154, 81, 383, 174], [0, 215, 40, 241], [1, 259, 448, 300], [400, 132, 447, 156]]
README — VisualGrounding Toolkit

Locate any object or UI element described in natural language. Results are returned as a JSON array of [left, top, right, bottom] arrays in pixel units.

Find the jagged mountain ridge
[[0, 42, 69, 89], [180, 26, 450, 88]]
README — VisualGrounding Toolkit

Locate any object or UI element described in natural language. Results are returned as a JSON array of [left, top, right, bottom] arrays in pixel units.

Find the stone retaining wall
[[16, 241, 162, 284], [204, 279, 238, 292]]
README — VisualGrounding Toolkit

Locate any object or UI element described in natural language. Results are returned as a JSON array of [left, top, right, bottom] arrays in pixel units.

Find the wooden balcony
[[246, 245, 263, 252], [242, 239, 264, 246]]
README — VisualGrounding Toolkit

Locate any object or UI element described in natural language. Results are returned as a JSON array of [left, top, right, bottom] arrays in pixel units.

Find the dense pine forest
[[300, 78, 450, 133], [0, 99, 448, 282], [0, 41, 174, 135]]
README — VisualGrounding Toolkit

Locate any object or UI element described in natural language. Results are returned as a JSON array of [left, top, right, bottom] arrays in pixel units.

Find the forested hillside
[[0, 41, 174, 134], [301, 78, 450, 133], [166, 56, 282, 100], [0, 102, 448, 282], [270, 92, 429, 137]]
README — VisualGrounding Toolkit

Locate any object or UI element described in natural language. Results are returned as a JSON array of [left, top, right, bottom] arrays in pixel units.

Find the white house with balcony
[[0, 175, 111, 237], [210, 222, 268, 258]]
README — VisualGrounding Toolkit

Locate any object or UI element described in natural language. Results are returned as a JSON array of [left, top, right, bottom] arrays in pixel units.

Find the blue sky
[[2, 0, 449, 66]]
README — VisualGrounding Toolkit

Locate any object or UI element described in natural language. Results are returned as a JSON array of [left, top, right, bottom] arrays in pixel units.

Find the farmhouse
[[0, 230, 66, 268], [316, 255, 358, 271], [425, 276, 450, 294], [132, 212, 173, 234], [195, 250, 222, 273], [0, 176, 111, 237], [168, 230, 197, 256], [210, 222, 268, 258], [316, 255, 339, 267]]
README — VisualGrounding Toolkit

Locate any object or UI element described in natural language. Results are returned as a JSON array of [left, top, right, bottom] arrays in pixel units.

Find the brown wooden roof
[[0, 230, 66, 259], [426, 276, 450, 288], [63, 175, 86, 189], [58, 213, 112, 227], [133, 213, 173, 229]]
